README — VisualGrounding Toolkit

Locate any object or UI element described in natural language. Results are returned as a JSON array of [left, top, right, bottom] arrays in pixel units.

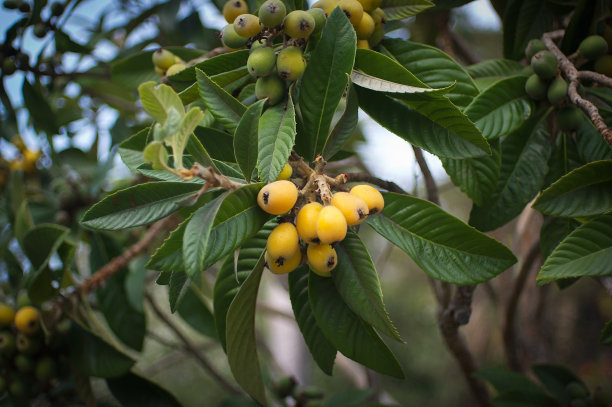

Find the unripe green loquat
[[0, 331, 16, 356], [258, 0, 286, 27], [350, 184, 384, 214], [221, 24, 249, 49], [276, 46, 306, 82], [257, 180, 298, 215], [14, 306, 40, 335], [370, 8, 386, 31], [356, 0, 381, 12], [14, 354, 34, 373], [8, 379, 26, 399], [283, 10, 315, 39], [234, 13, 262, 38], [266, 248, 302, 274], [331, 192, 368, 225], [152, 49, 176, 70], [338, 0, 364, 28], [223, 0, 248, 24], [525, 39, 546, 60], [16, 333, 41, 355], [276, 162, 293, 180], [355, 11, 374, 40], [0, 304, 15, 327], [307, 8, 326, 34], [595, 55, 612, 77], [524, 73, 548, 101], [250, 38, 269, 51], [267, 222, 300, 261], [316, 205, 347, 244], [35, 356, 56, 382], [547, 77, 568, 105], [531, 50, 557, 80], [247, 46, 276, 78], [312, 0, 338, 16], [255, 75, 286, 105], [296, 202, 323, 243], [578, 35, 608, 60], [307, 243, 337, 277]]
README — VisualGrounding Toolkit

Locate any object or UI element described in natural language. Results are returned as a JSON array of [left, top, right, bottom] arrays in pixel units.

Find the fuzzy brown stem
[[503, 240, 541, 372], [190, 162, 243, 190], [542, 31, 612, 146], [145, 293, 242, 395], [79, 217, 171, 294]]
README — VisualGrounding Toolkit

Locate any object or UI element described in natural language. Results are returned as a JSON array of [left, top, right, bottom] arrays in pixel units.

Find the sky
[[0, 0, 501, 190]]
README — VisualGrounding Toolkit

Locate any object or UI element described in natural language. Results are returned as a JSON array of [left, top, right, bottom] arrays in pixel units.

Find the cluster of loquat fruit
[[524, 32, 612, 131], [0, 302, 68, 403], [256, 162, 384, 277], [151, 48, 188, 77], [5, 135, 41, 174]]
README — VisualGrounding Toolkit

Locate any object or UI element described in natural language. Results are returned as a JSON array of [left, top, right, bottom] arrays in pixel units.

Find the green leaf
[[463, 76, 532, 140], [138, 82, 185, 124], [537, 213, 612, 283], [234, 100, 265, 182], [196, 68, 246, 134], [118, 127, 152, 172], [55, 30, 92, 53], [356, 88, 488, 159], [226, 253, 267, 406], [540, 216, 580, 260], [298, 8, 356, 160], [380, 0, 433, 20], [177, 284, 218, 339], [533, 160, 612, 218], [22, 79, 58, 135], [183, 196, 225, 278], [473, 368, 548, 395], [194, 126, 236, 163], [169, 271, 190, 313], [213, 224, 272, 351], [309, 272, 404, 379], [502, 0, 554, 60], [69, 324, 135, 378], [380, 38, 479, 107], [322, 84, 359, 160], [576, 120, 612, 163], [169, 107, 204, 170], [81, 182, 202, 230], [257, 96, 297, 182], [168, 49, 249, 87], [559, 0, 596, 55], [186, 133, 218, 170], [491, 391, 561, 407], [22, 224, 69, 279], [601, 319, 612, 345], [367, 193, 517, 284], [90, 233, 146, 351], [288, 266, 337, 375], [333, 231, 401, 341], [531, 364, 583, 405], [106, 373, 181, 407], [469, 108, 552, 232], [441, 140, 501, 206], [466, 59, 527, 80]]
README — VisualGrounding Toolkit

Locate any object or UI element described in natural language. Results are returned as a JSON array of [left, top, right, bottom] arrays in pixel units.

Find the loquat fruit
[[223, 0, 248, 24], [233, 13, 262, 38], [307, 243, 337, 277], [267, 222, 300, 261], [349, 184, 384, 214], [276, 162, 293, 180], [276, 46, 306, 82], [296, 202, 323, 243], [258, 0, 286, 27], [255, 74, 286, 105], [316, 205, 347, 244], [14, 306, 40, 335], [247, 46, 277, 78], [266, 248, 302, 274], [337, 0, 363, 28], [330, 191, 368, 225], [0, 304, 15, 327], [257, 180, 298, 215], [152, 49, 176, 71], [283, 10, 315, 39], [221, 24, 249, 49]]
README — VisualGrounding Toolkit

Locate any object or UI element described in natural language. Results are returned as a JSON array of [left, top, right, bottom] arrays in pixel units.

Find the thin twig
[[79, 217, 172, 294], [412, 146, 439, 204], [503, 240, 541, 372], [542, 30, 612, 146], [578, 70, 612, 88], [145, 292, 242, 395]]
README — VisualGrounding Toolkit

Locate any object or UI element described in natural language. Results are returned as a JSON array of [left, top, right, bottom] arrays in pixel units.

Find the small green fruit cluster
[[151, 48, 187, 77], [257, 174, 384, 276], [0, 302, 69, 403]]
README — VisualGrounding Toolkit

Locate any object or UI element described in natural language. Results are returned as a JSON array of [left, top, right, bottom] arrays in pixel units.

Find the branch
[[503, 240, 541, 372], [145, 292, 242, 395], [578, 70, 612, 88], [79, 217, 172, 294], [412, 146, 439, 204], [542, 30, 612, 146]]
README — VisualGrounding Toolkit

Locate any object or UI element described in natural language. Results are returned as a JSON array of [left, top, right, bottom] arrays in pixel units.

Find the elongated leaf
[[257, 96, 297, 182], [533, 160, 612, 218], [22, 79, 58, 135], [381, 0, 433, 20], [367, 193, 517, 284], [183, 196, 226, 278], [23, 224, 69, 273], [234, 100, 265, 182], [118, 128, 152, 171], [464, 76, 532, 140], [288, 266, 337, 375], [138, 82, 184, 124], [323, 84, 359, 160], [81, 182, 202, 230], [537, 213, 612, 283], [540, 216, 580, 260], [576, 120, 612, 163], [196, 68, 246, 134], [107, 373, 181, 407], [309, 272, 404, 379], [213, 224, 272, 351], [186, 133, 218, 171], [171, 107, 204, 170], [503, 0, 553, 60], [467, 59, 527, 79], [441, 140, 501, 206], [380, 38, 479, 107], [169, 271, 190, 313], [333, 231, 401, 341], [177, 284, 217, 339], [226, 253, 267, 406], [298, 8, 356, 159], [473, 368, 547, 395], [194, 126, 236, 163], [470, 108, 552, 232], [356, 88, 487, 159]]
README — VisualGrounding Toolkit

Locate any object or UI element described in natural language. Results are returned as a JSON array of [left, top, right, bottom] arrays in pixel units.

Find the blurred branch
[[503, 240, 541, 372], [413, 146, 490, 407], [145, 292, 242, 396], [542, 30, 612, 146], [344, 172, 406, 194]]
